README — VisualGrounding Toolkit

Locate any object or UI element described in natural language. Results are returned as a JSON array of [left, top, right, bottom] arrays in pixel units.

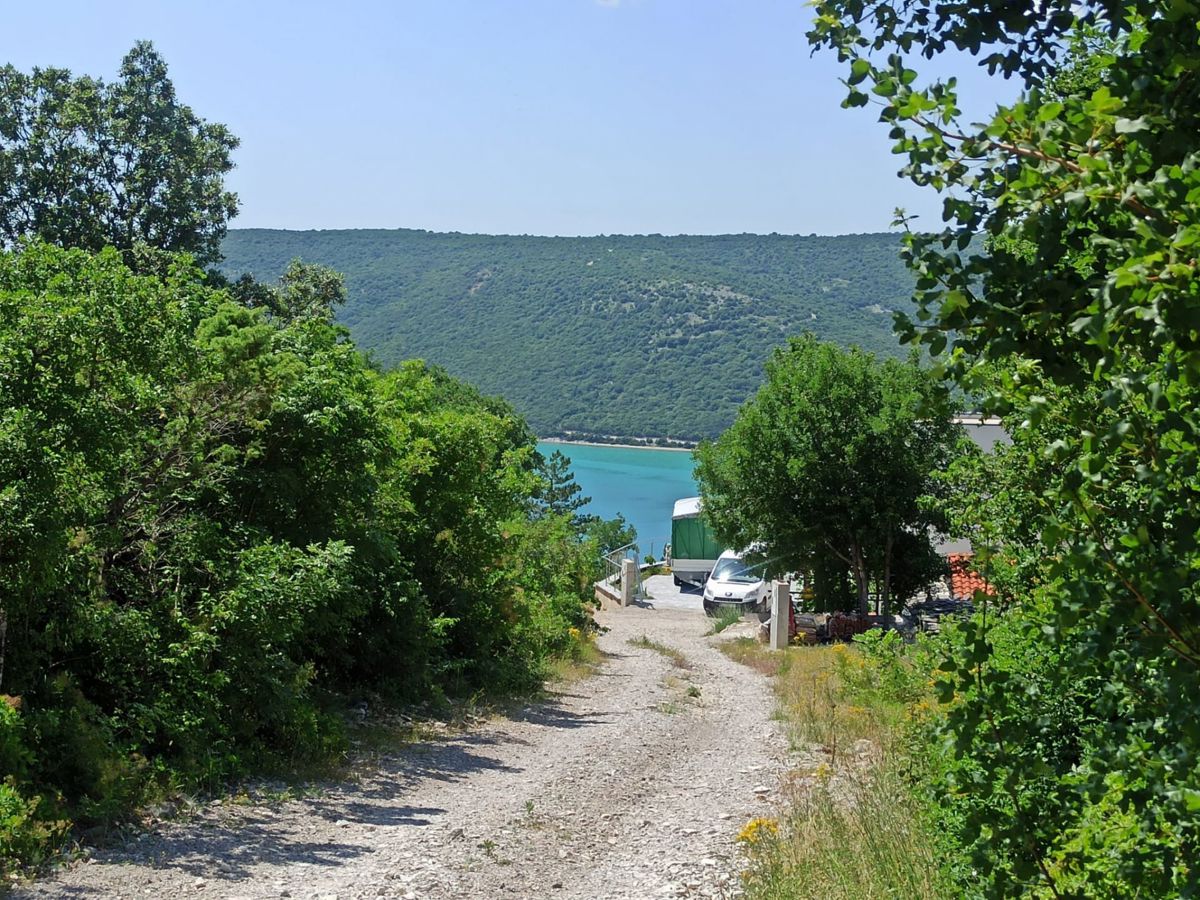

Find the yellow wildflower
[[736, 816, 779, 845]]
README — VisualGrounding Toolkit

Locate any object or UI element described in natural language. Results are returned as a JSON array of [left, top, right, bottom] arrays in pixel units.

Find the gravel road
[[18, 605, 790, 900]]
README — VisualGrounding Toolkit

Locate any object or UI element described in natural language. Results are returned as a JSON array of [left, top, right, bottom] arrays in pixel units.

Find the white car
[[702, 550, 769, 616]]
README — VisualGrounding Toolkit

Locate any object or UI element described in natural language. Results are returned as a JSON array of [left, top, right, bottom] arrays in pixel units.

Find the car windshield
[[711, 558, 758, 584]]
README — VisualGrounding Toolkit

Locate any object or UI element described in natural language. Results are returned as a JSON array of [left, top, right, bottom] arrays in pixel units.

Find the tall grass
[[547, 629, 608, 684], [706, 606, 746, 635], [724, 638, 951, 900]]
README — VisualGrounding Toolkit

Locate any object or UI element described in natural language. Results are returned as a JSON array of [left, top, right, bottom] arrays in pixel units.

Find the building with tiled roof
[[948, 553, 993, 599]]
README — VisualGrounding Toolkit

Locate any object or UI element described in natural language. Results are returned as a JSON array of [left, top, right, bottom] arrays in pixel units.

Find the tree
[[584, 513, 637, 557], [532, 450, 593, 529], [0, 41, 238, 266], [228, 259, 348, 323], [695, 335, 961, 617], [809, 0, 1200, 891]]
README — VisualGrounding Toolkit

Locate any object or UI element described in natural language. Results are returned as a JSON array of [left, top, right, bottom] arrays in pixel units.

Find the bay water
[[536, 442, 698, 559]]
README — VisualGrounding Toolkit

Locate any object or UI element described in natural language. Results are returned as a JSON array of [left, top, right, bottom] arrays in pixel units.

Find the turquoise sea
[[536, 442, 699, 559]]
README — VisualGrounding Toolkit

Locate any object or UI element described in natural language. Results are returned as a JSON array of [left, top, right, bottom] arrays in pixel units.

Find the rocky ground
[[16, 602, 792, 900]]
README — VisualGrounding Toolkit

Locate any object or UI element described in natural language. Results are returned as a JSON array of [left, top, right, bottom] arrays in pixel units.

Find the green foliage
[[225, 259, 348, 324], [843, 629, 930, 706], [809, 1, 1200, 893], [0, 42, 238, 266], [219, 228, 919, 440], [0, 241, 598, 870], [583, 513, 637, 557], [917, 609, 1116, 897], [0, 781, 66, 875], [695, 335, 962, 615], [0, 703, 30, 784], [532, 450, 592, 528]]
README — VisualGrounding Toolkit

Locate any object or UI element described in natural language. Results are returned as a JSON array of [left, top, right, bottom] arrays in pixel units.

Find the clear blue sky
[[3, 1, 1015, 236]]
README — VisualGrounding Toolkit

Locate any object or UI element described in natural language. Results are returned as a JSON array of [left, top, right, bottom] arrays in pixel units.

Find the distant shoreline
[[539, 437, 696, 453]]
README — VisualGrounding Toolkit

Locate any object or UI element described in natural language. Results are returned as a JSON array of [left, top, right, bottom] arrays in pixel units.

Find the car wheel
[[673, 575, 683, 587]]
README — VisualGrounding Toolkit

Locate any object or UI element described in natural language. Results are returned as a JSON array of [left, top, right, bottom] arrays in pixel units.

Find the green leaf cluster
[[809, 0, 1200, 893], [694, 335, 964, 616], [0, 242, 600, 868]]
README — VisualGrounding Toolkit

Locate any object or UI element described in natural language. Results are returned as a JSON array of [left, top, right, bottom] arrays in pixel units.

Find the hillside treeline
[[220, 228, 916, 440]]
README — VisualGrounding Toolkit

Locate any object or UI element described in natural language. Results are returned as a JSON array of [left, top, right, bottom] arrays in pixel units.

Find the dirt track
[[18, 604, 789, 900]]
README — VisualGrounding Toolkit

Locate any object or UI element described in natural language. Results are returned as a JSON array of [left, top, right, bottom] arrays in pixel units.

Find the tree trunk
[[851, 542, 870, 617], [880, 527, 894, 623], [0, 604, 7, 693]]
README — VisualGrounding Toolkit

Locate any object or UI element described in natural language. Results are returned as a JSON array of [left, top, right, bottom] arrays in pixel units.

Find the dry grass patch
[[719, 636, 787, 676], [547, 637, 608, 684], [723, 638, 949, 900], [627, 634, 691, 669], [744, 765, 947, 900]]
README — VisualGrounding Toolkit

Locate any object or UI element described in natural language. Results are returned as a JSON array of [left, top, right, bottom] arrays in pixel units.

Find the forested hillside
[[221, 229, 914, 439]]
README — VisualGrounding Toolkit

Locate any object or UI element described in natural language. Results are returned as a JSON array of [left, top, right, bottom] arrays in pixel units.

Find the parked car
[[702, 549, 769, 616]]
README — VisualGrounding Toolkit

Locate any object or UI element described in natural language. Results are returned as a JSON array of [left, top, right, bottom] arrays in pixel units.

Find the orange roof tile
[[948, 553, 993, 599]]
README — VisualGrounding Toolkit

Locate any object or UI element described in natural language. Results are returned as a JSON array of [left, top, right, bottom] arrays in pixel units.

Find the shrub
[[0, 782, 67, 874]]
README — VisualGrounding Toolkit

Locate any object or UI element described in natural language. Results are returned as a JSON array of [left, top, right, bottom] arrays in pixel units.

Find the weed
[[627, 635, 691, 669], [725, 639, 950, 899], [477, 836, 512, 865], [707, 606, 745, 635], [547, 634, 607, 684], [519, 799, 545, 829]]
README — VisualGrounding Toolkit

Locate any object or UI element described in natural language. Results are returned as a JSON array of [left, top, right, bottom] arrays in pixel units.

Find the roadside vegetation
[[726, 634, 950, 899], [0, 45, 621, 873], [546, 628, 608, 685], [710, 2, 1200, 896], [706, 606, 745, 636], [627, 635, 691, 670]]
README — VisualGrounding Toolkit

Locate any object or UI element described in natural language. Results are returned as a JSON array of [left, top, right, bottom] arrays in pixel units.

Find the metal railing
[[599, 542, 645, 600]]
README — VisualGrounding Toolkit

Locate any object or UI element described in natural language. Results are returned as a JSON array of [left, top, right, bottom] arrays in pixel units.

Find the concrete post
[[620, 558, 637, 607], [769, 580, 790, 650]]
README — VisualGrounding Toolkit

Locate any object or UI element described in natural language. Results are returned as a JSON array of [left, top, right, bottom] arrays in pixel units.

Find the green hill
[[220, 229, 914, 440]]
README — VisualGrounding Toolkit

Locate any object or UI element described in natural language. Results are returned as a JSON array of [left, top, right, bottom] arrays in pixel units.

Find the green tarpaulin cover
[[672, 515, 723, 560]]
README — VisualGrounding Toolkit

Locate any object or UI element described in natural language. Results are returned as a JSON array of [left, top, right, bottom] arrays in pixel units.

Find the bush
[[0, 782, 67, 875], [23, 675, 145, 826], [841, 628, 931, 706], [0, 243, 597, 871], [0, 701, 31, 783]]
